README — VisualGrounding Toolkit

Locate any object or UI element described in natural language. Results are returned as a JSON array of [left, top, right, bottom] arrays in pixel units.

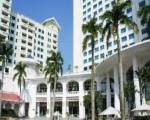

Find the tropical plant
[[36, 62, 43, 74], [84, 91, 103, 120], [99, 0, 139, 119], [136, 65, 150, 104], [82, 16, 102, 120], [0, 42, 13, 117], [124, 80, 135, 119], [137, 4, 150, 38], [43, 51, 63, 120], [13, 62, 27, 96]]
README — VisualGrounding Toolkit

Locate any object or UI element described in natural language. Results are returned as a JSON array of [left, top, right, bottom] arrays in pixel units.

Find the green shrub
[[133, 116, 150, 120], [1, 109, 18, 117], [0, 117, 9, 120]]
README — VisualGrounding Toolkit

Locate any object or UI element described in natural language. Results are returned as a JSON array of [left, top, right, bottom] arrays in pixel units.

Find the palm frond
[[117, 0, 131, 10], [100, 11, 113, 22], [120, 15, 139, 33], [82, 35, 92, 51]]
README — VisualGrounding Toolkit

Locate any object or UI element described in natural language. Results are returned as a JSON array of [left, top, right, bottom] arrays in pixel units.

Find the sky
[[12, 0, 73, 72]]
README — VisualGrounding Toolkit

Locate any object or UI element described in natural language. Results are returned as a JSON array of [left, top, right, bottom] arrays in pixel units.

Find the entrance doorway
[[54, 102, 62, 114], [25, 103, 29, 117], [36, 102, 47, 117], [69, 101, 79, 117]]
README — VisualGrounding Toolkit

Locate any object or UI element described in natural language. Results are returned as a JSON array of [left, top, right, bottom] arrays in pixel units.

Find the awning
[[99, 106, 120, 117], [132, 104, 150, 112], [0, 92, 21, 102]]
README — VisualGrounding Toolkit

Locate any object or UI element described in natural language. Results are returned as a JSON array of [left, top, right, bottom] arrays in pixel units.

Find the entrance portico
[[96, 40, 150, 112]]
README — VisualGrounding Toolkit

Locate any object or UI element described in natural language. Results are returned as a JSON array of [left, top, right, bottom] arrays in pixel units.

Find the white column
[[19, 103, 25, 117], [79, 81, 85, 120], [28, 83, 36, 118], [47, 84, 50, 117], [106, 74, 111, 107], [133, 56, 141, 107], [62, 82, 67, 118], [37, 103, 40, 117], [114, 66, 120, 111]]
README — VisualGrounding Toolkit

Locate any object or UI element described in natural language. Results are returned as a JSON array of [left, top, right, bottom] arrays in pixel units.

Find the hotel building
[[0, 0, 150, 120], [73, 0, 150, 72]]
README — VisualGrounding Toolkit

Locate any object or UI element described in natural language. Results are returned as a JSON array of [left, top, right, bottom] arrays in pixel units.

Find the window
[[141, 28, 147, 34], [99, 8, 103, 12], [129, 33, 134, 39], [95, 55, 99, 60], [88, 58, 92, 62], [87, 2, 91, 6], [121, 28, 126, 33], [105, 4, 110, 9], [139, 1, 145, 8], [108, 50, 112, 56], [94, 11, 97, 16], [128, 16, 133, 20], [88, 50, 92, 54], [121, 36, 127, 42], [88, 8, 91, 12], [83, 11, 86, 15], [83, 0, 86, 3], [53, 34, 57, 38], [84, 59, 87, 64], [127, 7, 132, 13], [84, 67, 87, 71], [108, 42, 112, 48], [83, 5, 86, 9], [95, 47, 99, 52], [99, 1, 102, 5], [100, 53, 104, 58], [11, 16, 16, 20], [122, 45, 128, 48], [93, 4, 97, 9], [100, 45, 104, 50], [83, 52, 87, 56]]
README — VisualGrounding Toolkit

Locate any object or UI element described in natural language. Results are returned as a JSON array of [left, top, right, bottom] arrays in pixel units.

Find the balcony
[[5, 0, 11, 5], [36, 92, 47, 96]]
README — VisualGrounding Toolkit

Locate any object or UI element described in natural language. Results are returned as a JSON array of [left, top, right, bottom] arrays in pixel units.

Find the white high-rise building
[[73, 0, 150, 72], [0, 0, 60, 70]]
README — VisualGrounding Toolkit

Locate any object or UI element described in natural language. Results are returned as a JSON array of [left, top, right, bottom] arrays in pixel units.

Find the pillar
[[79, 81, 85, 120], [106, 74, 111, 107], [114, 66, 120, 111], [47, 84, 50, 117], [133, 56, 141, 107], [62, 82, 67, 118], [19, 103, 25, 117], [28, 83, 36, 118], [37, 103, 40, 117]]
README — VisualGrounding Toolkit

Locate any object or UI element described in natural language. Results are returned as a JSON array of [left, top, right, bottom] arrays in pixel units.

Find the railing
[[68, 91, 79, 94], [36, 92, 47, 96]]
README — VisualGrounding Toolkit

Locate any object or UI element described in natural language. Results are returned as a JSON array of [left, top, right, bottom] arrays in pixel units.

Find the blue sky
[[12, 0, 73, 72]]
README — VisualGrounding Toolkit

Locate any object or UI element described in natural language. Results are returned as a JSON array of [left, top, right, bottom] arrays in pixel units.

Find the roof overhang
[[96, 39, 150, 76]]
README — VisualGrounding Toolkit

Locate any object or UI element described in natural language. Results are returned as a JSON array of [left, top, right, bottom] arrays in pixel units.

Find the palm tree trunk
[[116, 32, 125, 120], [51, 79, 56, 120], [0, 60, 5, 117], [91, 39, 95, 120]]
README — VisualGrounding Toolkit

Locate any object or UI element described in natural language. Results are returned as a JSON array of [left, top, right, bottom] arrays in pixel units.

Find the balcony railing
[[36, 92, 47, 96], [68, 91, 79, 94]]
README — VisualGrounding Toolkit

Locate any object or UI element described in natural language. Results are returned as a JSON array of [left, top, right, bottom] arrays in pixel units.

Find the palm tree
[[0, 42, 13, 117], [13, 62, 27, 101], [99, 0, 139, 119], [82, 17, 102, 120], [136, 65, 150, 104], [137, 4, 150, 38], [43, 51, 63, 120]]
